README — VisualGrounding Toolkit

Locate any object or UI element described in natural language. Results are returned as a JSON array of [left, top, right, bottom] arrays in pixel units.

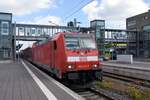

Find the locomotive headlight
[[68, 65, 72, 69], [93, 64, 98, 68]]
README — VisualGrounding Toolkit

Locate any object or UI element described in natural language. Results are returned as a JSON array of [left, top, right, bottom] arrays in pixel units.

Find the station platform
[[101, 60, 150, 81], [101, 60, 150, 71], [0, 60, 84, 100]]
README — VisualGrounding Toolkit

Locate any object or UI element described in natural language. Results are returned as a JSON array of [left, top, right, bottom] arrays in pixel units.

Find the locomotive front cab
[[63, 33, 102, 82]]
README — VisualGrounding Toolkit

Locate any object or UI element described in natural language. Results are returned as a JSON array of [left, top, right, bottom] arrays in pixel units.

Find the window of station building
[[143, 24, 150, 31], [90, 20, 105, 28], [31, 28, 36, 36], [96, 29, 100, 38], [1, 21, 9, 35], [97, 21, 105, 27], [18, 27, 24, 36], [37, 28, 42, 36], [43, 28, 48, 36], [127, 20, 136, 27], [3, 49, 9, 58], [26, 27, 31, 36], [90, 21, 96, 27]]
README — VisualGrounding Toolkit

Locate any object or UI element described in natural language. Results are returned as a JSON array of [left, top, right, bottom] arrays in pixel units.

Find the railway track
[[29, 60, 134, 100], [35, 61, 150, 100], [73, 86, 131, 100], [102, 61, 150, 82], [29, 60, 114, 100], [103, 71, 150, 88], [72, 88, 112, 100]]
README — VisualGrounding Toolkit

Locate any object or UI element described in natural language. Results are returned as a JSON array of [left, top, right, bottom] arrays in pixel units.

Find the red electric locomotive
[[24, 32, 102, 83]]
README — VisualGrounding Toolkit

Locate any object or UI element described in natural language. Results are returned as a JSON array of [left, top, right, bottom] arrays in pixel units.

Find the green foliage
[[143, 89, 150, 100], [127, 86, 143, 100], [96, 81, 112, 89], [127, 86, 150, 100]]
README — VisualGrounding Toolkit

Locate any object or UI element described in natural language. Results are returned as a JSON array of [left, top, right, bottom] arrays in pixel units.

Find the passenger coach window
[[54, 41, 57, 50]]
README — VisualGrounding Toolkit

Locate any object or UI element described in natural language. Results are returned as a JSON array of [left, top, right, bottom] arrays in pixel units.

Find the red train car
[[22, 47, 32, 59], [24, 32, 102, 83]]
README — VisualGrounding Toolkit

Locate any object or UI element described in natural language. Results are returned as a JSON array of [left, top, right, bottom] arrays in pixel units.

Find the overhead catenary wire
[[63, 0, 95, 21], [63, 0, 85, 17]]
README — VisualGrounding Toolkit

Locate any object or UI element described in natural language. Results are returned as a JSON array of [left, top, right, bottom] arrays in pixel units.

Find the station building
[[0, 12, 12, 60], [90, 20, 132, 59], [126, 10, 150, 58], [126, 10, 150, 31], [90, 20, 105, 53]]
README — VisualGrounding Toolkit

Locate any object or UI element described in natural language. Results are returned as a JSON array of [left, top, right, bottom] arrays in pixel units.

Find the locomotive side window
[[54, 41, 57, 50]]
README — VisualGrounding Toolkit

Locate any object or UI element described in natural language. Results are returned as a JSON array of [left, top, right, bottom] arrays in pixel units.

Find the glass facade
[[90, 20, 105, 53], [144, 24, 150, 31], [0, 13, 12, 59]]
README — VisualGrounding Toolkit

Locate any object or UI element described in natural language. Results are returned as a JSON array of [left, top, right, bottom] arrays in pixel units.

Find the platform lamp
[[113, 36, 117, 60], [48, 21, 59, 36], [48, 21, 59, 26]]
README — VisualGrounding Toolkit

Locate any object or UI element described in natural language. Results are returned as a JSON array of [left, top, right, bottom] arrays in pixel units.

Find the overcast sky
[[1, 0, 150, 49], [0, 0, 150, 29]]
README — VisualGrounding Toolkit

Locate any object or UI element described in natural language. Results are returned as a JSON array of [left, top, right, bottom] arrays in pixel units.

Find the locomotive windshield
[[65, 35, 96, 49]]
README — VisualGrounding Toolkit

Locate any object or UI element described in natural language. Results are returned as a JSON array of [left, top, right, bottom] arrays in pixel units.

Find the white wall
[[117, 55, 133, 64]]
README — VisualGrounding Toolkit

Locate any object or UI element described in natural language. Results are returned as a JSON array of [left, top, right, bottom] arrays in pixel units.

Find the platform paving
[[0, 61, 48, 100], [0, 60, 84, 100], [101, 60, 150, 71]]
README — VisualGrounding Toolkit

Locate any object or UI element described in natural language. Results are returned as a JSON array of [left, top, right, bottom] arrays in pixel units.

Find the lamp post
[[114, 36, 117, 60], [16, 40, 20, 62], [48, 21, 59, 36], [111, 35, 117, 60]]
